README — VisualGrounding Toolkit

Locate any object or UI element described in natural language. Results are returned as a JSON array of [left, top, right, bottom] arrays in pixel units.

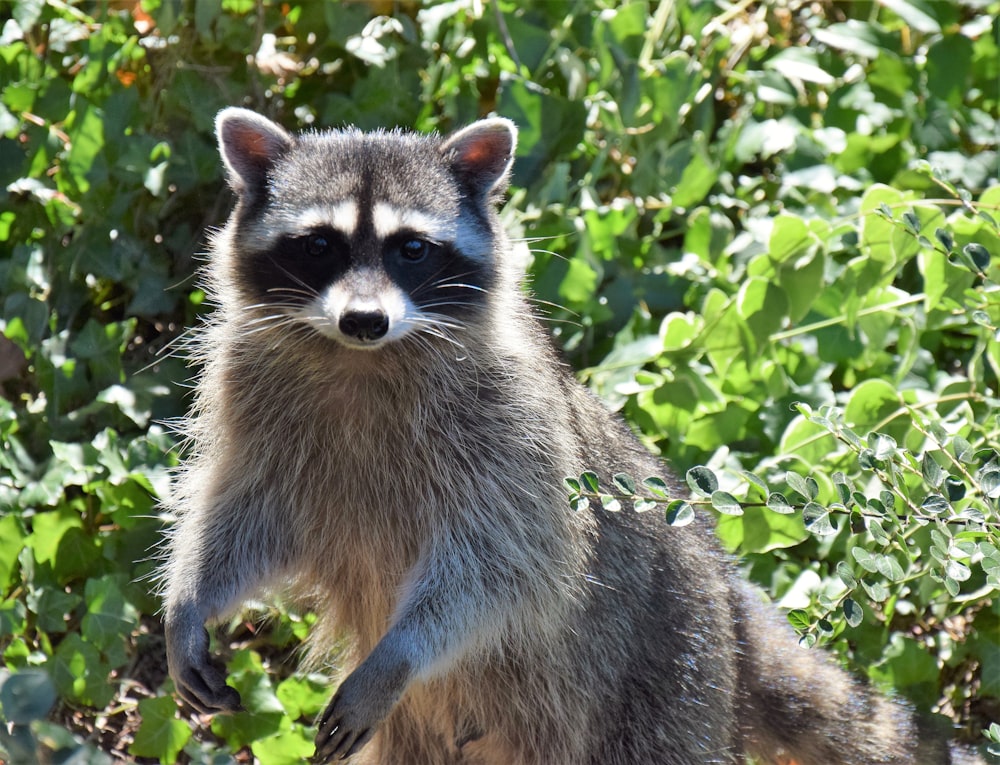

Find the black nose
[[339, 310, 389, 342]]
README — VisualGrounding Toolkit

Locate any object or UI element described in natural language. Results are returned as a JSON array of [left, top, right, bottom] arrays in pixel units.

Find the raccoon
[[159, 108, 983, 765]]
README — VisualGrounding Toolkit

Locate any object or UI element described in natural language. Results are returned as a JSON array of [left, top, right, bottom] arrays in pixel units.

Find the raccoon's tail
[[730, 582, 984, 765]]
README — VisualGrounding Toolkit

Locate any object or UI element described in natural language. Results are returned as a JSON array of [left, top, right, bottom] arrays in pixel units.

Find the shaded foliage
[[0, 0, 998, 761]]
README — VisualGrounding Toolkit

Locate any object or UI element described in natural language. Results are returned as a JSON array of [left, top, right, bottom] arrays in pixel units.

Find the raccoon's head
[[214, 108, 517, 350]]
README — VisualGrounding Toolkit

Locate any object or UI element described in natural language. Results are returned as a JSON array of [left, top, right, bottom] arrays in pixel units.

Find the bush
[[0, 0, 997, 761]]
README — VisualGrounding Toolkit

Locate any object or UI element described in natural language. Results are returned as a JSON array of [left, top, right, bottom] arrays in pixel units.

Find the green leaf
[[664, 500, 695, 527], [920, 452, 945, 488], [837, 561, 858, 589], [861, 578, 891, 603], [921, 494, 950, 514], [611, 473, 636, 495], [802, 502, 837, 536], [982, 470, 1000, 499], [129, 696, 193, 763], [766, 492, 795, 514], [843, 598, 863, 628], [953, 435, 974, 463], [579, 471, 600, 494], [50, 633, 115, 707], [868, 432, 898, 461], [845, 379, 900, 430], [958, 243, 991, 274], [852, 546, 879, 573], [686, 466, 718, 497], [785, 471, 818, 501], [715, 506, 808, 554], [875, 553, 905, 582], [945, 559, 972, 582], [251, 723, 317, 765], [880, 0, 942, 33], [787, 609, 811, 632], [211, 651, 285, 748], [933, 227, 954, 252], [276, 674, 330, 720], [766, 47, 835, 86], [740, 471, 769, 499], [736, 277, 789, 351], [80, 576, 140, 652], [660, 312, 701, 351], [711, 491, 743, 516], [812, 21, 884, 59], [0, 514, 26, 593], [768, 213, 811, 263], [599, 494, 622, 512], [0, 669, 56, 724], [642, 476, 671, 498]]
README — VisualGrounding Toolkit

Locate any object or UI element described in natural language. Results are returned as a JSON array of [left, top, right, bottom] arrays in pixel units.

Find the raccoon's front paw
[[165, 621, 242, 715], [313, 659, 409, 763]]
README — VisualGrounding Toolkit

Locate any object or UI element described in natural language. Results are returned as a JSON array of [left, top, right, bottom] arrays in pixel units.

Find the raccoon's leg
[[313, 527, 551, 763], [731, 581, 936, 765], [162, 489, 295, 715]]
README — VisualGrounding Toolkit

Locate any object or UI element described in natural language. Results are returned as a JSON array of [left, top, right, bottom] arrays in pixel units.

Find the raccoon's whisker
[[431, 282, 488, 294], [416, 301, 478, 315], [416, 325, 466, 352], [242, 318, 300, 336], [242, 300, 305, 314], [412, 268, 490, 301], [265, 256, 323, 296], [265, 286, 318, 299], [527, 247, 567, 261], [413, 312, 467, 331], [242, 312, 303, 330]]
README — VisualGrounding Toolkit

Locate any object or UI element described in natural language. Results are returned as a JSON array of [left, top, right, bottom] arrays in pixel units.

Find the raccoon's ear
[[216, 108, 293, 197], [441, 118, 517, 197]]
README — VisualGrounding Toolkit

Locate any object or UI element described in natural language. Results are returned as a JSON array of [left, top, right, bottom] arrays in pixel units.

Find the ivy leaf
[[129, 696, 193, 763], [0, 669, 57, 724], [81, 576, 140, 651]]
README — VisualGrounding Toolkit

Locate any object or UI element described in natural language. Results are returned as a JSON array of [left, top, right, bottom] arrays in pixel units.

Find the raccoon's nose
[[339, 309, 389, 342]]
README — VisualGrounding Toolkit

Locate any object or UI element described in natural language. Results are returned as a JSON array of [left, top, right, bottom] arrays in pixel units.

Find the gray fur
[[159, 109, 981, 764]]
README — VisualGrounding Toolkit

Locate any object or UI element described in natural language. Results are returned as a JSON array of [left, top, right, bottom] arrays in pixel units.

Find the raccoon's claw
[[165, 620, 242, 716], [174, 656, 243, 715], [313, 687, 375, 762]]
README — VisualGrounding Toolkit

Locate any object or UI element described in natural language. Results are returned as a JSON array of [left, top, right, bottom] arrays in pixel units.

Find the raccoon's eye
[[400, 238, 433, 262], [305, 234, 330, 257]]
